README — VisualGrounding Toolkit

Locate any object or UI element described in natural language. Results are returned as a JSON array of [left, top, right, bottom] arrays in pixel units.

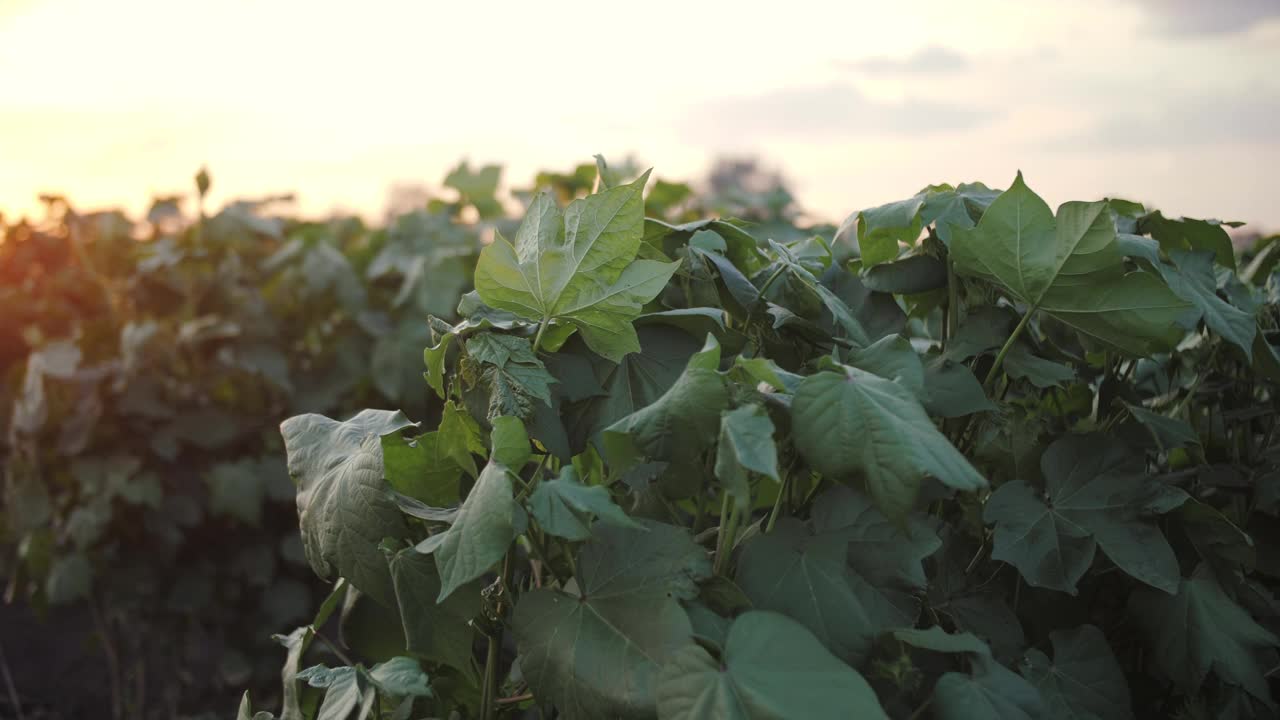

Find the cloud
[[841, 45, 969, 73], [1048, 92, 1280, 150], [1125, 0, 1280, 34], [682, 83, 992, 146]]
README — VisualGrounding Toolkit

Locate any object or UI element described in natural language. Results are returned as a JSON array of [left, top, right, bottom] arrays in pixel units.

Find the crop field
[[2, 157, 1278, 719]]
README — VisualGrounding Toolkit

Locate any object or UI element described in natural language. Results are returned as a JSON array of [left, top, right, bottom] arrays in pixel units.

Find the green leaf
[[933, 662, 1044, 720], [281, 409, 416, 607], [1125, 403, 1201, 452], [381, 432, 462, 507], [952, 173, 1190, 355], [923, 356, 995, 418], [1129, 564, 1279, 703], [715, 404, 779, 511], [303, 665, 362, 720], [850, 194, 925, 267], [861, 253, 948, 295], [951, 174, 1122, 306], [927, 531, 1027, 662], [655, 611, 888, 720], [418, 461, 525, 602], [736, 488, 940, 664], [920, 181, 1002, 245], [423, 331, 455, 399], [1163, 249, 1256, 356], [467, 333, 556, 419], [1003, 346, 1076, 388], [512, 520, 711, 719], [732, 356, 804, 393], [894, 626, 1044, 720], [369, 657, 432, 697], [555, 324, 702, 453], [844, 334, 926, 399], [602, 344, 729, 474], [1036, 272, 1191, 355], [767, 239, 872, 347], [438, 401, 485, 478], [475, 175, 682, 361], [526, 466, 643, 541], [490, 415, 532, 469], [894, 626, 992, 656], [386, 546, 479, 675], [1022, 625, 1132, 720], [689, 245, 761, 316], [792, 367, 985, 521], [1140, 210, 1237, 270], [984, 434, 1180, 594]]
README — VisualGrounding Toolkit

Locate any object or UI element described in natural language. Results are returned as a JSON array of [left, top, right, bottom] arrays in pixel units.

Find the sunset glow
[[2, 0, 1277, 228]]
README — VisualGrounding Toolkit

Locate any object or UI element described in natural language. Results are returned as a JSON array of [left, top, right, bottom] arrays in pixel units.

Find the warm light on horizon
[[2, 0, 1277, 231]]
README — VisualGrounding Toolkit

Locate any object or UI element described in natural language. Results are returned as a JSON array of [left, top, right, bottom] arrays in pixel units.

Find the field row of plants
[[5, 157, 1280, 719], [0, 158, 814, 719]]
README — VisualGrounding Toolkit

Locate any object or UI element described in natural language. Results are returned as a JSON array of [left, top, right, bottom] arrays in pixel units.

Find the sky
[[1, 0, 1278, 231]]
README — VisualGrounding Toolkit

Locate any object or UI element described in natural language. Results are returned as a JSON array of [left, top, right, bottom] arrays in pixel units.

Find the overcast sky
[[1, 0, 1277, 230]]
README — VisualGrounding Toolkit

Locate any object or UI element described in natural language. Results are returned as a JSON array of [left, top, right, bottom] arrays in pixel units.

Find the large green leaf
[[1140, 210, 1237, 270], [386, 546, 480, 675], [281, 409, 416, 607], [526, 466, 643, 541], [1022, 625, 1132, 720], [474, 175, 681, 361], [469, 334, 555, 406], [846, 194, 925, 267], [952, 174, 1120, 305], [714, 403, 779, 512], [557, 324, 702, 454], [381, 432, 462, 507], [952, 173, 1190, 355], [792, 366, 985, 521], [654, 611, 887, 720], [416, 460, 525, 602], [1129, 564, 1279, 703], [933, 662, 1044, 720], [895, 627, 1043, 720], [602, 337, 729, 475], [984, 434, 1180, 594], [512, 520, 711, 719], [1159, 249, 1256, 356], [735, 488, 939, 665]]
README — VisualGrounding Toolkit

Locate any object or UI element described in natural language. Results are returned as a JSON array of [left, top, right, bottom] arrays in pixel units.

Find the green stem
[[945, 258, 958, 347], [531, 318, 550, 354], [481, 551, 515, 720], [982, 307, 1035, 391], [480, 637, 500, 720], [715, 498, 742, 576], [713, 494, 731, 575], [524, 529, 565, 587], [765, 475, 788, 533]]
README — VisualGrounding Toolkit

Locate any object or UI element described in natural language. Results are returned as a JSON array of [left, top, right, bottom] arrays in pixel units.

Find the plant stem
[[480, 636, 500, 720], [757, 263, 788, 299], [945, 258, 958, 347], [481, 551, 516, 720], [312, 628, 356, 668], [0, 638, 25, 720], [497, 692, 535, 706], [713, 493, 731, 562], [766, 475, 788, 533], [982, 307, 1035, 390], [714, 497, 742, 576], [531, 318, 550, 354]]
